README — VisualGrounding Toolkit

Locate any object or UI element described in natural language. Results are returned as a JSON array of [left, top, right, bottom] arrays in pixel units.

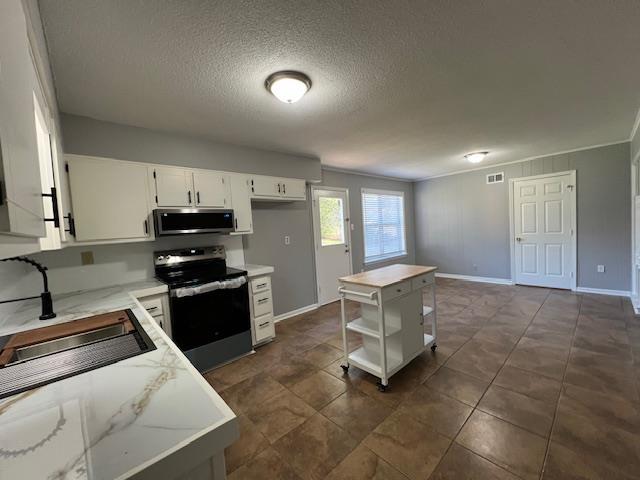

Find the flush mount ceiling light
[[465, 151, 489, 164], [265, 71, 312, 103]]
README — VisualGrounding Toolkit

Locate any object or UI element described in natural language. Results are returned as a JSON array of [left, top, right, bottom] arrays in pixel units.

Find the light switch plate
[[284, 235, 290, 245], [81, 251, 94, 265], [597, 265, 605, 273]]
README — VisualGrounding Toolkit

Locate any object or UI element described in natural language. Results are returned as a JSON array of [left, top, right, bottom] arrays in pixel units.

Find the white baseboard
[[435, 272, 514, 285], [575, 287, 631, 297], [273, 303, 319, 323]]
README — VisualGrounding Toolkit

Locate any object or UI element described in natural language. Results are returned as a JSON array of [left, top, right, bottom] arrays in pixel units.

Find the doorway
[[509, 171, 577, 289], [311, 187, 353, 305]]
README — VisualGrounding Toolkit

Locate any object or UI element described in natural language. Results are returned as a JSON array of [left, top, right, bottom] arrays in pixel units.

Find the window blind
[[362, 189, 407, 263]]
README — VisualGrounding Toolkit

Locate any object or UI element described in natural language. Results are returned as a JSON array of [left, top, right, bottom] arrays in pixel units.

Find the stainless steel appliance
[[153, 208, 234, 236], [153, 246, 251, 372]]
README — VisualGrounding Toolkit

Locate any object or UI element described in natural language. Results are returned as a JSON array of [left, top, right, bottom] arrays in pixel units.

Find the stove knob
[[157, 256, 164, 261], [166, 255, 172, 261]]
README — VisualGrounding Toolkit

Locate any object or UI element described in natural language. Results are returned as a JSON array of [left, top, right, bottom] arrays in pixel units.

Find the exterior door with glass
[[312, 188, 352, 305]]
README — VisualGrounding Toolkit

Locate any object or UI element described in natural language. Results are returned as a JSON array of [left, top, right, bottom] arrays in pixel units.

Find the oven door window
[[170, 283, 250, 351]]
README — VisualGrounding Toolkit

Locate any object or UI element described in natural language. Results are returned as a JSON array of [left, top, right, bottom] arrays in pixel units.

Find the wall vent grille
[[486, 172, 504, 184]]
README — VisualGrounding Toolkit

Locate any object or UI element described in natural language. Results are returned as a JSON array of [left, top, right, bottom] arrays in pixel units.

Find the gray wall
[[415, 143, 631, 291], [242, 201, 316, 315], [60, 113, 322, 181], [242, 168, 417, 315], [319, 169, 416, 273]]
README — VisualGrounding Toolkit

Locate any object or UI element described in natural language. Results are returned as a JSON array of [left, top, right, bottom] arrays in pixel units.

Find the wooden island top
[[339, 264, 437, 288]]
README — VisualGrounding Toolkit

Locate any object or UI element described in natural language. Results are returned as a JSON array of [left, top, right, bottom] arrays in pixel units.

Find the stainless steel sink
[[10, 323, 127, 363], [0, 309, 156, 399]]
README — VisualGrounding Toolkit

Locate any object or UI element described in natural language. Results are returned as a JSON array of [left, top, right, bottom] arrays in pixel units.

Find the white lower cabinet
[[249, 274, 275, 345], [67, 155, 152, 242], [137, 292, 172, 338]]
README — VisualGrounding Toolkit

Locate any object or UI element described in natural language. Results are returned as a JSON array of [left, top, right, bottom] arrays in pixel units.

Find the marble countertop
[[232, 264, 274, 278], [0, 280, 238, 480]]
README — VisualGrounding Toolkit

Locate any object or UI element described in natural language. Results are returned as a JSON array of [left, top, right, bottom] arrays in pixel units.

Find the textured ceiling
[[39, 0, 640, 179]]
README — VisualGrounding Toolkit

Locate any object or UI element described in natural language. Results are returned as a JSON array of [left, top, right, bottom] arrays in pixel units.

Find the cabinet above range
[[64, 154, 307, 245]]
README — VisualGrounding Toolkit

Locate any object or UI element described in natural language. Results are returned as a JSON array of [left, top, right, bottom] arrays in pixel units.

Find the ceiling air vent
[[486, 172, 504, 184]]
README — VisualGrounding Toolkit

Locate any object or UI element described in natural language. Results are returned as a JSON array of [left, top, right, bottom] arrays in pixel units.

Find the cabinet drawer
[[254, 314, 275, 343], [140, 297, 163, 317], [251, 276, 271, 294], [411, 272, 435, 290], [381, 280, 412, 302], [253, 292, 273, 317]]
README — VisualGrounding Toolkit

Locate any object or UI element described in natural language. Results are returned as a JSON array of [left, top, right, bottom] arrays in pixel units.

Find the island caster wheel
[[376, 381, 387, 392], [341, 364, 350, 374], [431, 344, 438, 352]]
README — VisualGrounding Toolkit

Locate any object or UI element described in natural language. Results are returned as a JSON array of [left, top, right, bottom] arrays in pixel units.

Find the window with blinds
[[361, 188, 407, 263]]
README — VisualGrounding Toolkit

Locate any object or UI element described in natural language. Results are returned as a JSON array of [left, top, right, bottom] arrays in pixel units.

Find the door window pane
[[319, 197, 345, 246]]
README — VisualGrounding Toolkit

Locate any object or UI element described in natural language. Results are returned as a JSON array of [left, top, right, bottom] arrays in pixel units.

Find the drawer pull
[[258, 321, 270, 327], [257, 298, 269, 304], [422, 279, 426, 283], [256, 283, 267, 288], [146, 306, 158, 311], [396, 288, 402, 293]]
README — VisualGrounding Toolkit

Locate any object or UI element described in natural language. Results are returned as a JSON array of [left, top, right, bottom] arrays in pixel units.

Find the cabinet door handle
[[283, 183, 286, 194], [144, 220, 149, 235], [397, 288, 402, 293], [197, 191, 201, 204], [188, 191, 192, 204], [277, 183, 281, 193], [235, 218, 238, 230]]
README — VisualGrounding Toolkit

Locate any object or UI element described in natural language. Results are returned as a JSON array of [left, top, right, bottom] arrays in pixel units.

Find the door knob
[[516, 237, 522, 242]]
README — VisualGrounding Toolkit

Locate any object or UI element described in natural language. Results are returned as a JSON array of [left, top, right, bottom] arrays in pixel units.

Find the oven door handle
[[171, 276, 247, 298]]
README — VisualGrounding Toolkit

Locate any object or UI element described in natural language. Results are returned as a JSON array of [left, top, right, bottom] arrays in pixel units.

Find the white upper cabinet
[[67, 156, 151, 242], [154, 166, 194, 207], [229, 174, 252, 234], [249, 176, 281, 198], [193, 171, 228, 208], [0, 1, 45, 239], [279, 178, 306, 200], [249, 175, 306, 200]]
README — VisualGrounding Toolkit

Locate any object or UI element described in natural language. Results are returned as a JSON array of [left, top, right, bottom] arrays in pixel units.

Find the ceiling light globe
[[266, 71, 311, 104], [465, 152, 488, 163]]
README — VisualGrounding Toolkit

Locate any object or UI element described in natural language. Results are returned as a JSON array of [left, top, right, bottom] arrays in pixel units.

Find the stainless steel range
[[154, 246, 252, 372]]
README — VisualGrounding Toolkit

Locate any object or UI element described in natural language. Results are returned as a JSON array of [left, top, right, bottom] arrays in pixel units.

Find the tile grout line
[[537, 293, 583, 480], [426, 287, 550, 479]]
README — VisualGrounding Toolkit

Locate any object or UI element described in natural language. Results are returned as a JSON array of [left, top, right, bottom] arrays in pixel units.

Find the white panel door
[[514, 173, 574, 289], [312, 188, 352, 305], [154, 167, 193, 207], [193, 171, 228, 207]]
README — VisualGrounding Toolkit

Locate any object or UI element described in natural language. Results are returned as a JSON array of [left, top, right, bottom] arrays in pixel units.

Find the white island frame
[[338, 264, 438, 391]]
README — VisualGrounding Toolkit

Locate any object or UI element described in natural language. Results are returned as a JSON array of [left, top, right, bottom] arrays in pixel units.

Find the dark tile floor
[[204, 278, 640, 480]]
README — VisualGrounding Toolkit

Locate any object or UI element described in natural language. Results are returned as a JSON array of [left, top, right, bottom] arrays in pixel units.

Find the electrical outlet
[[284, 235, 290, 245], [81, 251, 94, 265], [597, 265, 605, 273]]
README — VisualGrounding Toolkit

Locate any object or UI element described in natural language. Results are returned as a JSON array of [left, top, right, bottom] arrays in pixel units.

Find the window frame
[[361, 188, 408, 265]]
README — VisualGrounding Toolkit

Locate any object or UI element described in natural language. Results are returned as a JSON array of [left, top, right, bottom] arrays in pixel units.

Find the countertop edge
[[123, 291, 239, 479], [339, 266, 438, 288]]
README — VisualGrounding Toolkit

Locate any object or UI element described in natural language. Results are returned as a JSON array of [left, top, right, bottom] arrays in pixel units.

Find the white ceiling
[[39, 0, 640, 179]]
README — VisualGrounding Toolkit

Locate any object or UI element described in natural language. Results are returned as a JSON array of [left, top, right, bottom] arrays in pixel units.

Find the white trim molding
[[435, 272, 514, 285], [575, 287, 631, 298], [273, 303, 319, 323]]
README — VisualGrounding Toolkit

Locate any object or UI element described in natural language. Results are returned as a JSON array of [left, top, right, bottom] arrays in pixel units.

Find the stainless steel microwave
[[153, 209, 234, 236]]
